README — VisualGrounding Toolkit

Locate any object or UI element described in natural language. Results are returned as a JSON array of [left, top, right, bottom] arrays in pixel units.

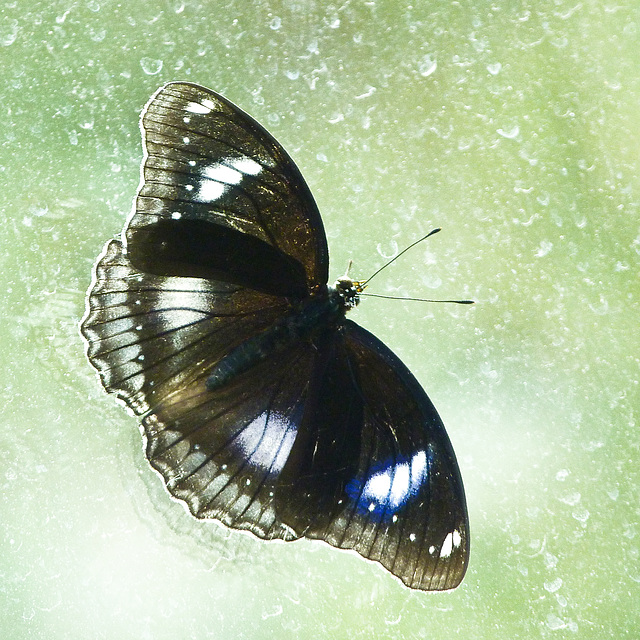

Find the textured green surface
[[1, 1, 638, 638]]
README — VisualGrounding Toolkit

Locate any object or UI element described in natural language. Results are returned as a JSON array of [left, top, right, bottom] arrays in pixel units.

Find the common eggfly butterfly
[[81, 82, 469, 591]]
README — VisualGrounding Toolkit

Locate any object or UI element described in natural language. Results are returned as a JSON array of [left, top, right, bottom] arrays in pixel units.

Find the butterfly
[[80, 82, 469, 591]]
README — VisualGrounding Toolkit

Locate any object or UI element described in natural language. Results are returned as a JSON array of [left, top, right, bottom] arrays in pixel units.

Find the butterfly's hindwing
[[274, 321, 468, 591], [82, 237, 290, 416], [141, 342, 318, 541]]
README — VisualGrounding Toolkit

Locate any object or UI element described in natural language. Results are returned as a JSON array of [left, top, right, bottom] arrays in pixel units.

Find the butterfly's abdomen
[[206, 287, 345, 391]]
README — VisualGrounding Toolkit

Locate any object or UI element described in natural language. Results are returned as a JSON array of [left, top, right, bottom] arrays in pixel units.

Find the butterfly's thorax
[[205, 278, 360, 391]]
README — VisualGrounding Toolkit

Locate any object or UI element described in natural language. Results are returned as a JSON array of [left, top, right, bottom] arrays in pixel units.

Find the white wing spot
[[195, 180, 226, 202], [194, 157, 262, 203], [360, 450, 428, 511], [186, 101, 211, 114], [440, 531, 456, 558], [202, 163, 243, 185], [228, 156, 262, 176], [171, 211, 182, 219], [235, 411, 296, 474]]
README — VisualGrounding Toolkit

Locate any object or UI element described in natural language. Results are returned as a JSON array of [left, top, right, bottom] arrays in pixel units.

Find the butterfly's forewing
[[126, 82, 328, 297], [275, 321, 469, 591], [83, 81, 330, 415]]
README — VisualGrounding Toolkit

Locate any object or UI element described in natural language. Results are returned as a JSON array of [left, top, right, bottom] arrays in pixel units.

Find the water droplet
[[546, 614, 566, 630], [140, 57, 163, 75], [571, 506, 590, 523], [535, 240, 553, 257], [544, 577, 563, 593], [606, 487, 619, 501], [0, 19, 19, 46], [418, 55, 437, 77], [497, 124, 520, 139], [90, 27, 106, 42]]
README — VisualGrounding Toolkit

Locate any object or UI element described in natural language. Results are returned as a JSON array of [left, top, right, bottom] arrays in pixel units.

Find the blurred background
[[1, 1, 638, 638]]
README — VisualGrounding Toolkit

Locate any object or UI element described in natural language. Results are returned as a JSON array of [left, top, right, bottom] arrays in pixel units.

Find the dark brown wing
[[126, 82, 328, 296], [81, 236, 314, 540], [81, 82, 332, 541], [81, 238, 292, 418], [274, 321, 469, 591]]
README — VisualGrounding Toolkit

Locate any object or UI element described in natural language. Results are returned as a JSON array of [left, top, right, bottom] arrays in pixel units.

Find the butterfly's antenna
[[362, 228, 441, 286], [359, 228, 475, 305], [360, 293, 474, 304]]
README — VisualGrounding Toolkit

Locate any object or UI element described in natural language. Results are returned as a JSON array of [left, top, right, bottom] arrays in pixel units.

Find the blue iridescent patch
[[346, 447, 433, 521]]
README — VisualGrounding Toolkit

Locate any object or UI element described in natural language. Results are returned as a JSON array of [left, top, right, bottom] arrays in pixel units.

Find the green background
[[1, 0, 638, 638]]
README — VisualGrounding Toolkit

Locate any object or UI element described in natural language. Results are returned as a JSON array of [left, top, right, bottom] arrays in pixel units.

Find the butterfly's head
[[334, 276, 365, 310]]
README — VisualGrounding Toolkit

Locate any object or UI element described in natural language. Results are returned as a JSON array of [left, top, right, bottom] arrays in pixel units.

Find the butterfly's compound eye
[[335, 276, 360, 308]]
